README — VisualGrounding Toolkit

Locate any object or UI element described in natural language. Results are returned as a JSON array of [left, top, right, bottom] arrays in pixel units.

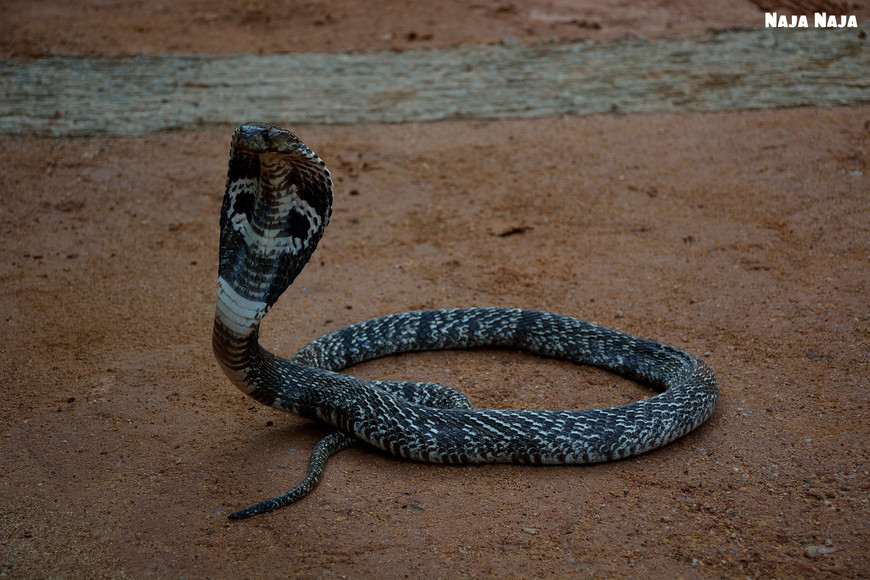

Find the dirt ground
[[1, 1, 869, 578]]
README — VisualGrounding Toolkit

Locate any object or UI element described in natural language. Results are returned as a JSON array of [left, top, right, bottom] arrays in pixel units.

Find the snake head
[[218, 123, 334, 316]]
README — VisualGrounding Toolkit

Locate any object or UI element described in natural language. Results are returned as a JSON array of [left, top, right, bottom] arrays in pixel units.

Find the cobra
[[213, 122, 719, 519]]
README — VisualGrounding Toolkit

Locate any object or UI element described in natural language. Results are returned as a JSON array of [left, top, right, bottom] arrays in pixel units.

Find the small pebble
[[804, 544, 837, 558]]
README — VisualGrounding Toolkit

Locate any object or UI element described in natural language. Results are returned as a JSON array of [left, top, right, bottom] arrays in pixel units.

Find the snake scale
[[213, 123, 719, 519]]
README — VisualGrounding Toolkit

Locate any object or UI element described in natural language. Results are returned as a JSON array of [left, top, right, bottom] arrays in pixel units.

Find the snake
[[213, 122, 719, 519]]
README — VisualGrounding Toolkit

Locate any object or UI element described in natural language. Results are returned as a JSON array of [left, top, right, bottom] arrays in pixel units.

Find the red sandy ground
[[1, 1, 868, 578]]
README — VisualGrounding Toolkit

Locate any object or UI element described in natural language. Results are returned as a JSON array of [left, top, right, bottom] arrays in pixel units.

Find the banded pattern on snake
[[213, 123, 719, 519]]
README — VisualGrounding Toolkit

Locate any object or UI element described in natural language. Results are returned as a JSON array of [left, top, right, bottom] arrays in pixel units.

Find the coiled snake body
[[213, 123, 719, 519]]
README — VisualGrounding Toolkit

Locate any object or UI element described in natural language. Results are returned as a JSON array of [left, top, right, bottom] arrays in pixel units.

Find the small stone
[[805, 544, 837, 558]]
